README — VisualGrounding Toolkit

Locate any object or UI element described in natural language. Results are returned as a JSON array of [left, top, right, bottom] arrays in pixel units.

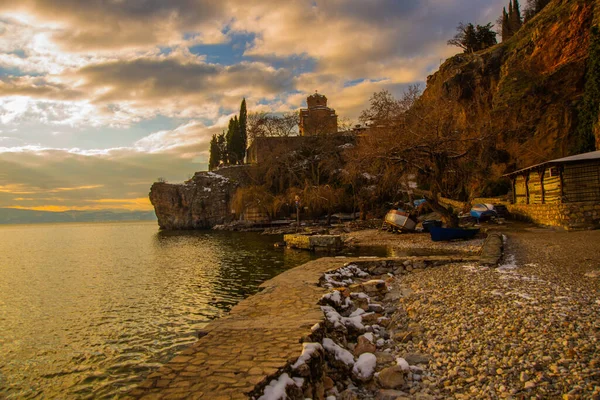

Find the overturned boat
[[470, 203, 497, 221], [383, 209, 417, 232]]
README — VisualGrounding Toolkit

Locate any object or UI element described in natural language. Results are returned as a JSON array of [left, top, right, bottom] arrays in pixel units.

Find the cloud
[[0, 0, 228, 50], [0, 0, 511, 211]]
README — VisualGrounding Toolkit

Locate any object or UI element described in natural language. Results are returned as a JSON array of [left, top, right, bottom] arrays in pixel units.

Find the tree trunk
[[425, 195, 459, 228]]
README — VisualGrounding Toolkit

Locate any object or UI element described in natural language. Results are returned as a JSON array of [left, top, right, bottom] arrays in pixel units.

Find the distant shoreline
[[0, 208, 157, 225]]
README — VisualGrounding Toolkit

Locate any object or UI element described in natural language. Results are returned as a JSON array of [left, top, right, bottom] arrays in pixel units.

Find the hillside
[[422, 0, 599, 173]]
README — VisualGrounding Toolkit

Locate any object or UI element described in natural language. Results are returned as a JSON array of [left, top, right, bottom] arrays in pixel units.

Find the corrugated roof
[[504, 150, 600, 177]]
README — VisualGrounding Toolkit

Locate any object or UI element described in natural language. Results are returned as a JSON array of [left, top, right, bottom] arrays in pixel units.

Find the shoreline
[[125, 227, 600, 399]]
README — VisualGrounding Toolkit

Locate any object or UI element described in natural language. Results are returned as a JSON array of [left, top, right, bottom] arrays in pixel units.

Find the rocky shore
[[127, 227, 600, 400], [250, 229, 600, 399]]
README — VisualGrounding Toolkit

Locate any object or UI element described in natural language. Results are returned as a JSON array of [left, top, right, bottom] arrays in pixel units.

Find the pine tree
[[208, 134, 220, 171], [502, 7, 510, 41], [476, 23, 498, 51], [239, 98, 248, 164]]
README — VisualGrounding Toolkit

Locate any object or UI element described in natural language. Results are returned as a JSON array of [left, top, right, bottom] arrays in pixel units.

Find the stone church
[[299, 92, 338, 136], [246, 93, 342, 164]]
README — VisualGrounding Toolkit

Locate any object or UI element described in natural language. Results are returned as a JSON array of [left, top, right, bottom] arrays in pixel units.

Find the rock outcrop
[[149, 167, 251, 230], [421, 0, 600, 171]]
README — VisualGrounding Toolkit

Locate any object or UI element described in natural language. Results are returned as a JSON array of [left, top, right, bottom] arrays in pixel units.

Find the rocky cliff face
[[422, 0, 599, 171], [149, 167, 251, 230]]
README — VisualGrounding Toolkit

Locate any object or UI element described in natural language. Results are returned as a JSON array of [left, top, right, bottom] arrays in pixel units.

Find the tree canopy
[[209, 98, 249, 168], [447, 22, 497, 53]]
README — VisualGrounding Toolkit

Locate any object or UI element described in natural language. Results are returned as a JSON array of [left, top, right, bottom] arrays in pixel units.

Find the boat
[[470, 203, 497, 220], [429, 226, 480, 241], [384, 209, 416, 232], [421, 219, 442, 232]]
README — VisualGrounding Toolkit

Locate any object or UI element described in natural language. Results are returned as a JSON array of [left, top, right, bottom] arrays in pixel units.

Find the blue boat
[[470, 203, 497, 220], [421, 220, 442, 232], [429, 226, 480, 242]]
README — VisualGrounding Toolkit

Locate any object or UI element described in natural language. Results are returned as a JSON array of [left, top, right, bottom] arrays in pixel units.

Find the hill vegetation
[[207, 0, 600, 226]]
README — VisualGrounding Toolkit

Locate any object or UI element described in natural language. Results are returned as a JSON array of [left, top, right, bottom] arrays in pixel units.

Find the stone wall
[[508, 201, 600, 230], [284, 234, 344, 252], [439, 196, 600, 230]]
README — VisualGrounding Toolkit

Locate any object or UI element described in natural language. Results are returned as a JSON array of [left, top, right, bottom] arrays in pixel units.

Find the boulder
[[377, 366, 406, 389], [354, 335, 377, 356]]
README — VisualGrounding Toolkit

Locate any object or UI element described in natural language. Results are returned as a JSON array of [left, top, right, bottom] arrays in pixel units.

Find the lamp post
[[295, 195, 301, 232]]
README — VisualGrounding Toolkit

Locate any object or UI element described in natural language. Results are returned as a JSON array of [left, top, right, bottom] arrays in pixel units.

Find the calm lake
[[0, 221, 322, 399]]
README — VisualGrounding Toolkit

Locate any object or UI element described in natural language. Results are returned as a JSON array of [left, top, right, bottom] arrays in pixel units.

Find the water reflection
[[0, 223, 313, 399]]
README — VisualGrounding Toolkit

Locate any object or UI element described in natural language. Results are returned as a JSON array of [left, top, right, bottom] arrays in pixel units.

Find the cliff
[[149, 167, 251, 230], [422, 0, 600, 173]]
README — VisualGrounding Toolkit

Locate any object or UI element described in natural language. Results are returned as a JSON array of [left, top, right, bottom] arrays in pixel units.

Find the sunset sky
[[0, 0, 504, 212]]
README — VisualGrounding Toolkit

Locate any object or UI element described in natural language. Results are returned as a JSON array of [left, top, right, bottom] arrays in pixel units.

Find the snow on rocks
[[395, 357, 410, 371], [322, 264, 369, 288], [352, 353, 377, 381], [257, 373, 300, 400], [322, 338, 355, 367], [291, 342, 323, 370]]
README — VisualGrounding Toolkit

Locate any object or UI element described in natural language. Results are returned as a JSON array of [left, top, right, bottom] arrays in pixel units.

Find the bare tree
[[351, 87, 490, 226], [247, 112, 299, 140]]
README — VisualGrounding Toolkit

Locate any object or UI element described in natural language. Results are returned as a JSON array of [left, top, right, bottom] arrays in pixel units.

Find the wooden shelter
[[504, 151, 600, 205]]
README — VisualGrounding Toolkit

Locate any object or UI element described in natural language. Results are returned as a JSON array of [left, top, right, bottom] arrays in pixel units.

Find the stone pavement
[[124, 257, 346, 400], [124, 255, 478, 400]]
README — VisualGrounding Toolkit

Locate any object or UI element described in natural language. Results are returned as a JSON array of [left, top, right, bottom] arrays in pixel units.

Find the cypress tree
[[502, 8, 510, 41], [510, 0, 522, 35], [226, 118, 235, 165], [239, 98, 248, 164], [208, 134, 220, 171], [508, 1, 513, 28], [217, 131, 227, 165], [226, 116, 243, 165]]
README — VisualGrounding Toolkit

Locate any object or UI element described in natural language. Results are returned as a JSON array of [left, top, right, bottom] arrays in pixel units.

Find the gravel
[[387, 229, 600, 399]]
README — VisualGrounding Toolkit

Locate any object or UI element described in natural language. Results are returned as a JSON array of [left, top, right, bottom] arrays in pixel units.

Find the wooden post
[[525, 173, 530, 205], [539, 168, 545, 204], [559, 166, 565, 203], [511, 178, 516, 204]]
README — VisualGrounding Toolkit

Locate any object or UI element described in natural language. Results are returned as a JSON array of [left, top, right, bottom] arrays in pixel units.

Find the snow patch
[[362, 172, 376, 180], [321, 290, 343, 306], [352, 353, 377, 380], [323, 264, 368, 288], [258, 373, 297, 400], [322, 338, 354, 366], [396, 357, 410, 370], [206, 171, 229, 182], [291, 342, 323, 369], [349, 308, 365, 318], [497, 253, 518, 271]]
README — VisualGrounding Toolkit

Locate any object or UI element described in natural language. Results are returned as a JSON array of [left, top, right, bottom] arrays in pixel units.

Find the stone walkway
[[124, 255, 478, 400], [124, 257, 345, 400]]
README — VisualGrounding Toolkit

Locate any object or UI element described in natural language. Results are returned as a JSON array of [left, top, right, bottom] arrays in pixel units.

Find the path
[[124, 257, 344, 400]]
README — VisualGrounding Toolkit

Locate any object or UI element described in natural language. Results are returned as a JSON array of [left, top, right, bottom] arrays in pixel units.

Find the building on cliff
[[504, 150, 600, 229], [299, 92, 338, 136], [247, 92, 343, 164]]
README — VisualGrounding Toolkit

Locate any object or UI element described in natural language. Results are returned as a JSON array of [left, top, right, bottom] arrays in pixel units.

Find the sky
[[0, 0, 505, 212]]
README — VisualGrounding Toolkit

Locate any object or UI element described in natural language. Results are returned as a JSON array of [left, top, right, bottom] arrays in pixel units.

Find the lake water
[[0, 221, 320, 399]]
